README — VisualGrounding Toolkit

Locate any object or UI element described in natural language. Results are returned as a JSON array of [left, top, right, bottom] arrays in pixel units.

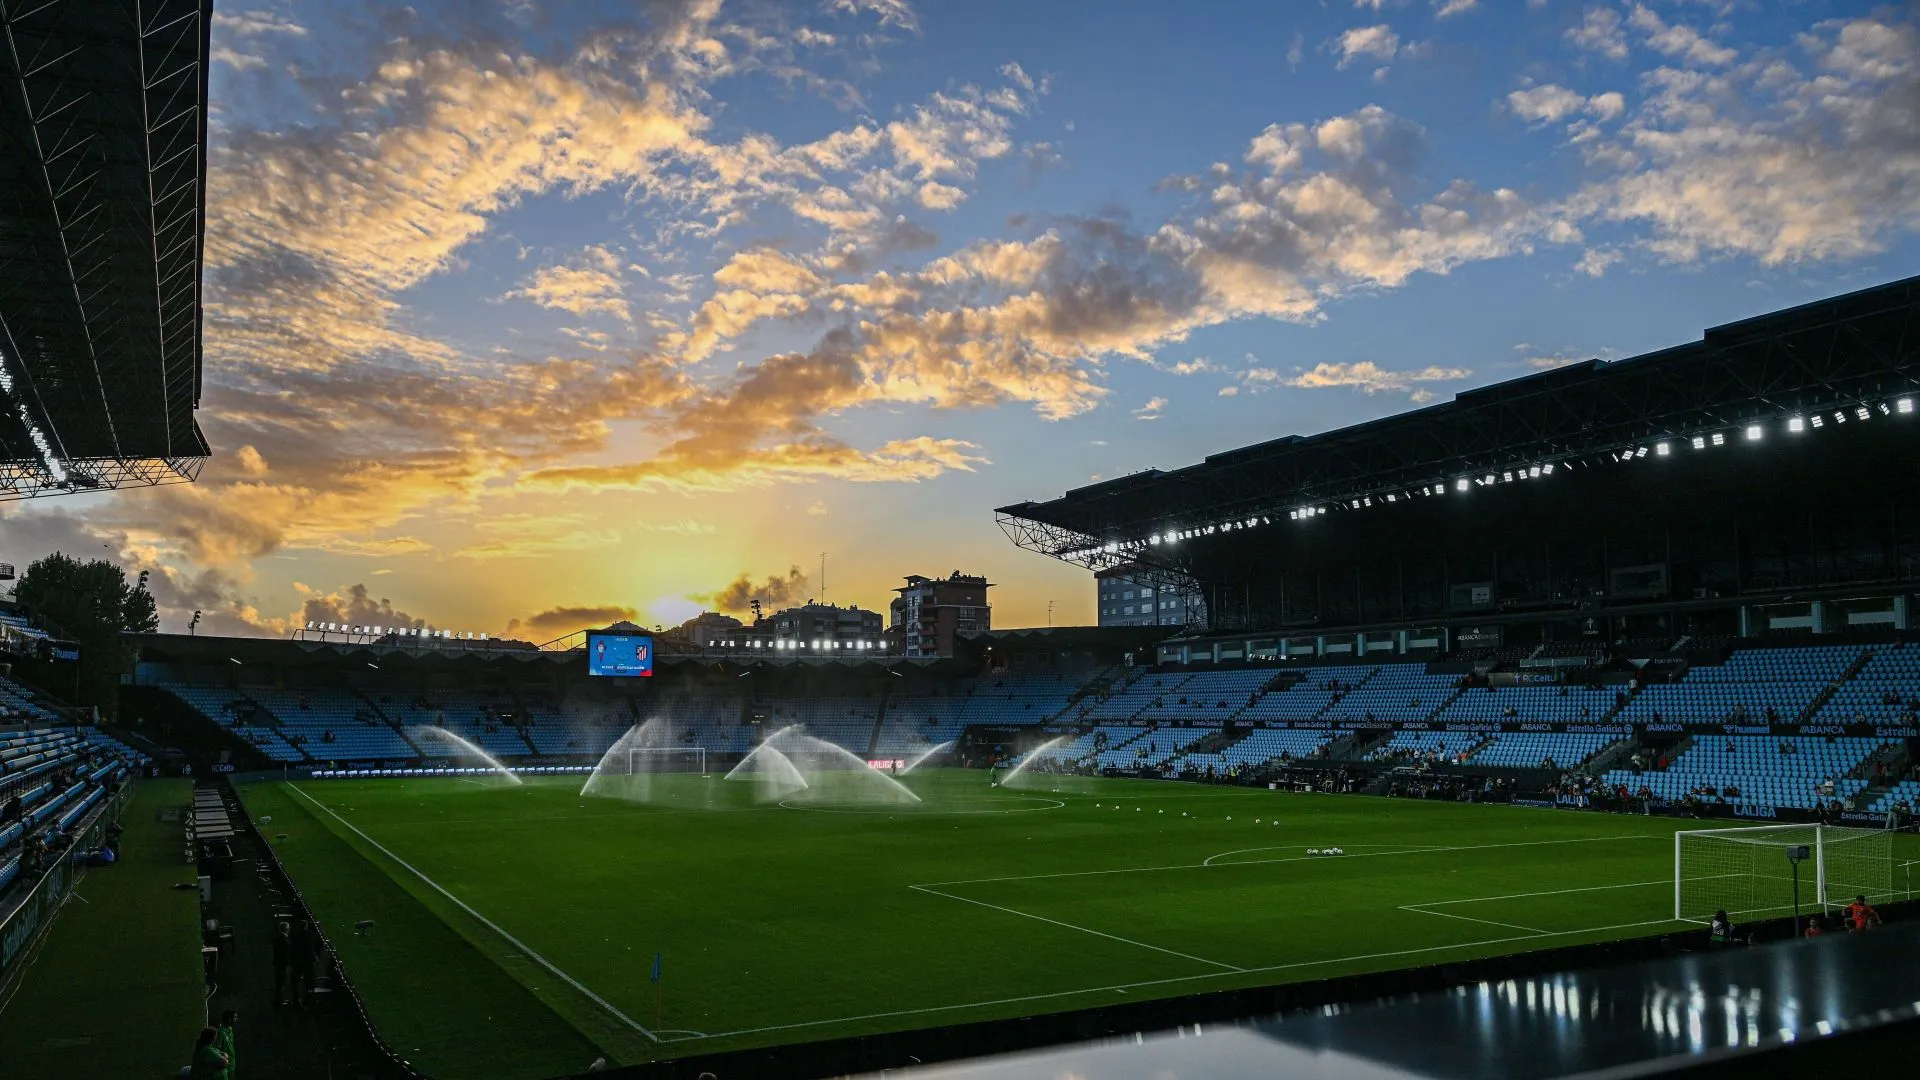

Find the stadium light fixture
[[1834, 410, 1847, 424], [1788, 417, 1805, 433], [1810, 414, 1824, 428], [1455, 478, 1469, 492], [1746, 424, 1763, 441], [1855, 406, 1871, 421], [1879, 402, 1892, 416], [1899, 398, 1914, 414], [1691, 436, 1706, 450], [1710, 433, 1725, 446], [1658, 441, 1672, 456]]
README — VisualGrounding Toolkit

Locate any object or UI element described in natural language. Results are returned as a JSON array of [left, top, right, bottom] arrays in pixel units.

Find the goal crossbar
[[627, 746, 708, 776], [1674, 823, 1893, 923]]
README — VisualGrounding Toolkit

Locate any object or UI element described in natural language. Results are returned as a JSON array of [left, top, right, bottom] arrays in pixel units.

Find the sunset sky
[[3, 0, 1916, 642]]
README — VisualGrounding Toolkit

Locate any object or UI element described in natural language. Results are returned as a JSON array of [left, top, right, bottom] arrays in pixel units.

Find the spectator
[[216, 1011, 237, 1076], [271, 922, 291, 1006], [290, 920, 319, 1007], [1803, 915, 1826, 938], [1709, 909, 1733, 946], [188, 1026, 229, 1079]]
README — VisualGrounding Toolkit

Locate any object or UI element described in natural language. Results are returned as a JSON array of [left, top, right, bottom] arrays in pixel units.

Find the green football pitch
[[235, 771, 1906, 1079]]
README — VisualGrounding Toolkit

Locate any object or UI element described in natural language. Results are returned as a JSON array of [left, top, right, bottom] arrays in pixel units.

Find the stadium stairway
[[1798, 648, 1876, 723]]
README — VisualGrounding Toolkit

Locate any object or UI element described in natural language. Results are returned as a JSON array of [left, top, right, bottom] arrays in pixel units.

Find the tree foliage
[[10, 552, 158, 712]]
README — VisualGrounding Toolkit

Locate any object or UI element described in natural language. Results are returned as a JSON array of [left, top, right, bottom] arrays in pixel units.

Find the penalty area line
[[283, 784, 659, 1043], [667, 914, 1685, 1044], [907, 884, 1244, 972]]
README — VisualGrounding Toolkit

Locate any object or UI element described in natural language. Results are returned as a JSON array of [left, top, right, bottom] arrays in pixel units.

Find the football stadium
[[3, 2, 1920, 1079]]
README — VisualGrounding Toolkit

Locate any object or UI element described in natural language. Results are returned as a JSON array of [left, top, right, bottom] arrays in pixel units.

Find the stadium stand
[[1368, 729, 1485, 763], [1468, 731, 1623, 769], [247, 688, 417, 761], [1237, 667, 1378, 722], [1600, 735, 1884, 810], [1319, 665, 1461, 723], [1617, 644, 1864, 725], [1434, 684, 1618, 724]]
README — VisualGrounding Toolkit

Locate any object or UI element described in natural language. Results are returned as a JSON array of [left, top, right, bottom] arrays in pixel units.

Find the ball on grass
[[1226, 816, 1232, 821], [1308, 848, 1320, 855]]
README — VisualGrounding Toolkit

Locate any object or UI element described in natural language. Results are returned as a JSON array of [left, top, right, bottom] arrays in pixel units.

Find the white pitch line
[[1413, 878, 1671, 907], [1399, 904, 1546, 934], [916, 832, 1664, 889], [666, 915, 1684, 1044], [908, 884, 1244, 972], [284, 784, 659, 1043]]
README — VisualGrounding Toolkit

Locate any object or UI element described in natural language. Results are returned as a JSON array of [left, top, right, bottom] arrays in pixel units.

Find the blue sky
[[5, 0, 1913, 640]]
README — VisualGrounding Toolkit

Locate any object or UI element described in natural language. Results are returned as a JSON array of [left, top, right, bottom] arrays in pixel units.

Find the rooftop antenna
[[1047, 600, 1055, 627], [819, 551, 827, 604]]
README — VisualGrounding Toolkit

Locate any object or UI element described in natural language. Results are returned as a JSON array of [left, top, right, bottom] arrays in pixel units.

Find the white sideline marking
[[284, 784, 659, 1043], [917, 832, 1663, 888], [664, 915, 1683, 1044], [908, 884, 1244, 972]]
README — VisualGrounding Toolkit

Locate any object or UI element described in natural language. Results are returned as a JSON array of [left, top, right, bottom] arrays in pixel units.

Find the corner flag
[[651, 952, 662, 984]]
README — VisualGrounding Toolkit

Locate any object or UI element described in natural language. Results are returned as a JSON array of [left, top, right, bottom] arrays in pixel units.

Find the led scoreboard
[[587, 633, 654, 677]]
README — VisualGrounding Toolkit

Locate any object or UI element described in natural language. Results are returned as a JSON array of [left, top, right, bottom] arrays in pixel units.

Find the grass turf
[[0, 779, 206, 1076], [236, 770, 1920, 1078]]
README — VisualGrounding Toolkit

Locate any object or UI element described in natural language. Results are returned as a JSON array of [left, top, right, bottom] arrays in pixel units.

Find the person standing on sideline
[[1846, 894, 1880, 931], [1709, 910, 1733, 946], [290, 920, 318, 1007], [188, 1026, 230, 1079], [271, 922, 291, 1006], [216, 1011, 237, 1076]]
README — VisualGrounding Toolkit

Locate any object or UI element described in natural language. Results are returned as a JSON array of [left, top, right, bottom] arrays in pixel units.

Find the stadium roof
[[0, 0, 211, 498], [999, 274, 1920, 578]]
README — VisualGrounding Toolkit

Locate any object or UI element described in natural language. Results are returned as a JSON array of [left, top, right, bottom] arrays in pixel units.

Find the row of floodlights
[[706, 639, 881, 650], [1090, 395, 1916, 557], [1633, 398, 1913, 460], [305, 620, 489, 641], [1143, 516, 1271, 548]]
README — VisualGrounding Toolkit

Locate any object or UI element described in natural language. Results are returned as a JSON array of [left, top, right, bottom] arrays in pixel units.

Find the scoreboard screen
[[587, 633, 654, 677]]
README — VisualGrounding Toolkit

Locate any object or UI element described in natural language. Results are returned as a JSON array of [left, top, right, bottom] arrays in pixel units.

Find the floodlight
[[1856, 406, 1871, 421], [1746, 424, 1763, 441], [1502, 471, 1514, 482], [1656, 442, 1670, 456], [1456, 478, 1469, 492], [1788, 417, 1805, 432], [1711, 433, 1725, 446], [1635, 447, 1649, 458], [1834, 410, 1847, 424], [1811, 414, 1824, 428], [1543, 463, 1555, 475], [1691, 436, 1706, 450], [1879, 402, 1891, 416], [1529, 466, 1541, 478], [1899, 398, 1914, 414]]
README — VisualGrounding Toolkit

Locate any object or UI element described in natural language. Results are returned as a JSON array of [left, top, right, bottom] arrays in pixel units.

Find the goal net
[[1674, 824, 1893, 923], [628, 746, 707, 776]]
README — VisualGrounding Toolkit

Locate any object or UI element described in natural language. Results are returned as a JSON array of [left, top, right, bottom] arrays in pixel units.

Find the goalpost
[[627, 746, 707, 777], [1674, 823, 1894, 923]]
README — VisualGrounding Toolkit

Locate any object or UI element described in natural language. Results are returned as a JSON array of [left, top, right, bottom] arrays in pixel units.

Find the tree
[[10, 552, 158, 713]]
